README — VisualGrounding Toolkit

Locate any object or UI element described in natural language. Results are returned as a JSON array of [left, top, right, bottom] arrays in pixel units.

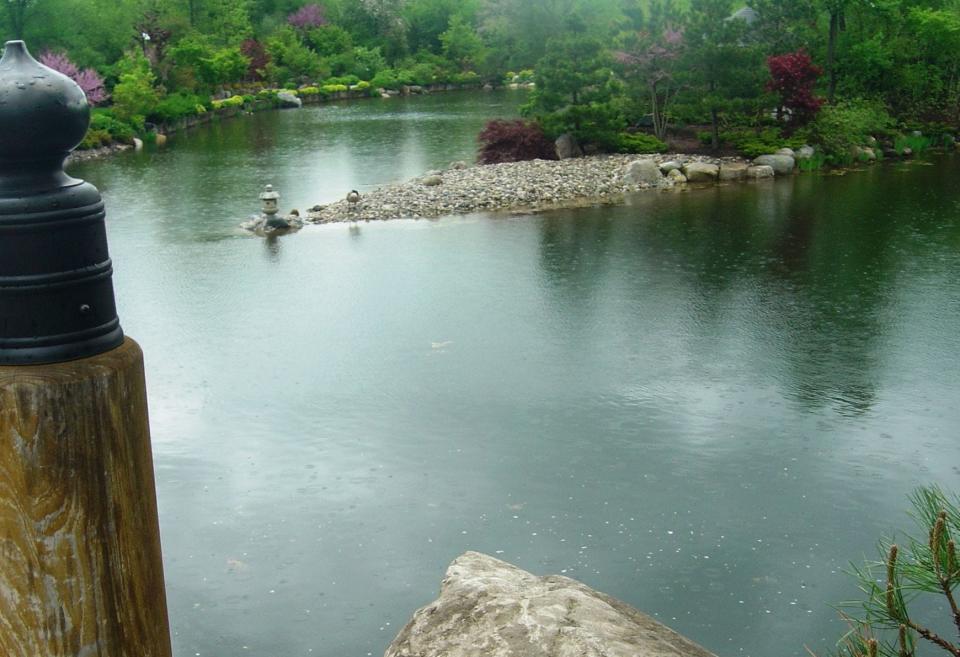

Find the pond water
[[70, 92, 960, 657]]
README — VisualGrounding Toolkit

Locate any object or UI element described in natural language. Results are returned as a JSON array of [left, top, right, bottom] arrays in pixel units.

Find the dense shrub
[[371, 68, 401, 89], [77, 109, 137, 149], [111, 54, 159, 131], [478, 119, 557, 164], [451, 71, 481, 86], [79, 129, 112, 150], [150, 92, 211, 123], [616, 132, 668, 154], [715, 127, 807, 158], [809, 99, 896, 163], [325, 75, 360, 86], [211, 95, 245, 110], [321, 83, 348, 94]]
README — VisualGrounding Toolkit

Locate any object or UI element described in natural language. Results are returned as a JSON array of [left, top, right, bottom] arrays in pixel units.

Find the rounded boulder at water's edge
[[385, 552, 719, 657], [752, 154, 795, 176], [719, 162, 748, 181], [277, 91, 302, 108], [667, 168, 687, 184], [625, 159, 664, 187], [555, 133, 584, 160], [747, 165, 775, 179], [682, 162, 720, 183]]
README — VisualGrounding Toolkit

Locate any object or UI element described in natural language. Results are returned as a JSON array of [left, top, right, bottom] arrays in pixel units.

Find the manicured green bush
[[809, 99, 896, 164], [451, 71, 481, 85], [79, 128, 112, 150], [211, 95, 245, 110], [324, 75, 360, 87], [89, 109, 135, 143], [371, 68, 400, 90], [321, 83, 348, 94], [150, 92, 212, 123], [353, 80, 371, 91], [299, 86, 321, 96], [894, 133, 935, 154], [616, 132, 668, 153]]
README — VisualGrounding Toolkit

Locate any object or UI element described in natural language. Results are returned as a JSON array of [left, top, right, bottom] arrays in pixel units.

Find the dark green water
[[70, 93, 960, 657]]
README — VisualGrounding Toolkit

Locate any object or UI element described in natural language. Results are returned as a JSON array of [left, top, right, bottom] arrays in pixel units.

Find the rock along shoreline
[[304, 153, 766, 224]]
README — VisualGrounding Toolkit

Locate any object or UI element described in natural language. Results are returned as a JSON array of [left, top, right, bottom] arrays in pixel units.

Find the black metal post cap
[[0, 41, 124, 365]]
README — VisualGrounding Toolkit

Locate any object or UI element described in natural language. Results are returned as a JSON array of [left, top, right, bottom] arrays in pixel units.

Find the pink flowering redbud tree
[[40, 50, 109, 105], [287, 4, 327, 30]]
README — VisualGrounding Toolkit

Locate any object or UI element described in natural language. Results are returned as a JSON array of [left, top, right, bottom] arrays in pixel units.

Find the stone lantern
[[259, 184, 280, 217]]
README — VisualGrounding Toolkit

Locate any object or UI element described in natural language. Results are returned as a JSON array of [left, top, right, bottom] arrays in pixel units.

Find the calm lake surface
[[70, 92, 960, 657]]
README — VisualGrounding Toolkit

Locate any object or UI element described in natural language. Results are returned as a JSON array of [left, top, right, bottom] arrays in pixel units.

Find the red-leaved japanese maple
[[478, 120, 557, 165], [767, 49, 824, 130]]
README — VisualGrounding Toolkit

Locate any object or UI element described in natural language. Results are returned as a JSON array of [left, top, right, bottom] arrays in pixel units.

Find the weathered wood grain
[[0, 338, 172, 657]]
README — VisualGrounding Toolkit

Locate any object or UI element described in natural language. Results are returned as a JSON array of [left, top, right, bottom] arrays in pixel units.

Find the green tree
[[439, 14, 485, 70], [111, 52, 161, 130], [524, 31, 624, 149], [303, 23, 352, 56], [2, 0, 34, 39], [833, 487, 960, 657], [679, 0, 764, 150], [265, 25, 324, 83], [748, 0, 819, 53], [404, 0, 479, 53]]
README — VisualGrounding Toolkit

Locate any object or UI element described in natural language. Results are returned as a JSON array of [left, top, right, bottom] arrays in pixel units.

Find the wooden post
[[0, 340, 172, 657], [0, 41, 172, 657]]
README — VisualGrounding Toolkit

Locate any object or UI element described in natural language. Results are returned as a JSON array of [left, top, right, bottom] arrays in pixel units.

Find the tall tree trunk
[[651, 81, 664, 141], [710, 107, 720, 152], [827, 10, 839, 101], [5, 1, 27, 39]]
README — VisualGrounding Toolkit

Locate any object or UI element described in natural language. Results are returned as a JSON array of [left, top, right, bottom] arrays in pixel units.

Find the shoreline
[[302, 147, 956, 225], [303, 153, 759, 224], [68, 83, 515, 163]]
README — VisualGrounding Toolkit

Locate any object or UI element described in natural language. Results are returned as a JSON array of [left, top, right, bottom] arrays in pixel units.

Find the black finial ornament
[[0, 41, 123, 365]]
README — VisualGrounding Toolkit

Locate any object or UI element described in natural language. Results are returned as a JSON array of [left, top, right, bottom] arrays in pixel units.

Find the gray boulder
[[682, 161, 720, 183], [421, 175, 443, 186], [797, 145, 815, 160], [775, 147, 796, 158], [753, 154, 795, 175], [276, 91, 302, 108], [625, 159, 664, 187], [667, 168, 687, 184], [719, 162, 748, 181], [659, 160, 683, 173], [555, 133, 584, 159], [747, 165, 775, 179], [385, 552, 718, 657]]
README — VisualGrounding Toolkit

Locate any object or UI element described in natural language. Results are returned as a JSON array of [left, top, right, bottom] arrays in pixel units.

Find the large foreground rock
[[719, 162, 748, 181], [556, 133, 584, 159], [625, 158, 664, 187], [384, 552, 718, 657], [752, 154, 794, 175], [277, 91, 302, 108], [682, 162, 719, 183]]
